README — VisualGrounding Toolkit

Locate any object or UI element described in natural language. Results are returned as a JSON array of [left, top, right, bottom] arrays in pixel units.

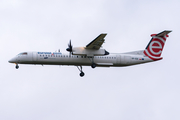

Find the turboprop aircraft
[[9, 30, 171, 77]]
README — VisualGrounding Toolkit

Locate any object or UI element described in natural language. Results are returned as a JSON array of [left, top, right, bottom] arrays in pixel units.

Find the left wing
[[86, 33, 107, 50]]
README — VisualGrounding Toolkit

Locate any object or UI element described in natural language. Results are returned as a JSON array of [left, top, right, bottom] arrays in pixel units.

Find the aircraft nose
[[8, 57, 17, 63]]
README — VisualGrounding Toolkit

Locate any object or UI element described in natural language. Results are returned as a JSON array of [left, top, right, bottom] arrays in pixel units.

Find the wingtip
[[101, 33, 107, 35]]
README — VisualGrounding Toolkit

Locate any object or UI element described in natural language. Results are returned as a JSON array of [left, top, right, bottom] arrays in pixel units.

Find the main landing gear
[[15, 64, 19, 69], [91, 63, 96, 68], [77, 66, 85, 77], [76, 57, 97, 77], [89, 57, 96, 68]]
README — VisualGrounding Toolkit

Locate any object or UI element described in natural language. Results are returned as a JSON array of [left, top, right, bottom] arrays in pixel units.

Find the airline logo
[[144, 35, 167, 61]]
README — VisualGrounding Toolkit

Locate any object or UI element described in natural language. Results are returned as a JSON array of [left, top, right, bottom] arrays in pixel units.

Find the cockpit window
[[18, 52, 28, 55]]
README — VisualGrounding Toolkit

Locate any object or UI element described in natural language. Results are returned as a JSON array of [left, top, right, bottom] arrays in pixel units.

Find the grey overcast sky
[[0, 0, 180, 120]]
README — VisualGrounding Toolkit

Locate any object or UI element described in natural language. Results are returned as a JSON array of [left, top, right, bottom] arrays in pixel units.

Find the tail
[[143, 30, 172, 61]]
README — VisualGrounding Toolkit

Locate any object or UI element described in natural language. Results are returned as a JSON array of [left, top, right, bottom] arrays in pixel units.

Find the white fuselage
[[9, 51, 153, 67]]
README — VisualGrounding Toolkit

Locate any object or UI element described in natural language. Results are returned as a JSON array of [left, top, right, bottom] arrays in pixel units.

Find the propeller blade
[[66, 40, 73, 57], [66, 40, 72, 52]]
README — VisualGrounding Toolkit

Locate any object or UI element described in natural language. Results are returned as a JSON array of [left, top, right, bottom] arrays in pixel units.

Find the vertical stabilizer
[[143, 30, 171, 61]]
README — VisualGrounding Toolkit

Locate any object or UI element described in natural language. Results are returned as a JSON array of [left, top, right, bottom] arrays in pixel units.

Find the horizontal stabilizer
[[155, 30, 172, 37]]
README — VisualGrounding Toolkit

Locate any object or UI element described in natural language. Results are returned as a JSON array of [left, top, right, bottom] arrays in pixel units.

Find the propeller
[[66, 40, 73, 56]]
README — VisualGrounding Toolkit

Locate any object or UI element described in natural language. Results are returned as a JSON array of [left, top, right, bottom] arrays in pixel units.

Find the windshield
[[18, 52, 28, 55]]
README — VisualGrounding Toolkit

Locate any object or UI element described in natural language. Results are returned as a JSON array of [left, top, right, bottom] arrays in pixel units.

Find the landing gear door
[[32, 52, 37, 61]]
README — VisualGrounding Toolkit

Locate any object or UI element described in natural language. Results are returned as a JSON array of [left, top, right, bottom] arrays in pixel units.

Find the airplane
[[9, 30, 171, 77]]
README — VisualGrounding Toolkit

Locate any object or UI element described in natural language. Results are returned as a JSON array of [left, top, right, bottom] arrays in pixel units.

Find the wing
[[86, 33, 107, 50]]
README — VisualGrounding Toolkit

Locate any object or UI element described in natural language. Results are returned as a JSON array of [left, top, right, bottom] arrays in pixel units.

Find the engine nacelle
[[72, 47, 109, 56]]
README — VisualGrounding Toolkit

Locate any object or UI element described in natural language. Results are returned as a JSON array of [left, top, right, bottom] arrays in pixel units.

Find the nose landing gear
[[15, 64, 19, 69]]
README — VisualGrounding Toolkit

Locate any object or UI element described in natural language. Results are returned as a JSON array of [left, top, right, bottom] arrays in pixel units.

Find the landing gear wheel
[[15, 65, 19, 69], [80, 72, 85, 77], [77, 66, 85, 77], [91, 63, 96, 68]]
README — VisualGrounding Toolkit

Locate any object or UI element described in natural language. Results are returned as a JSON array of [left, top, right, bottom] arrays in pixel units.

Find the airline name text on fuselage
[[37, 52, 62, 54]]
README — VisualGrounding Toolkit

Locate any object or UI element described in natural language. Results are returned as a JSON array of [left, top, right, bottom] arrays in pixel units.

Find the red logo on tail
[[144, 35, 167, 61]]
